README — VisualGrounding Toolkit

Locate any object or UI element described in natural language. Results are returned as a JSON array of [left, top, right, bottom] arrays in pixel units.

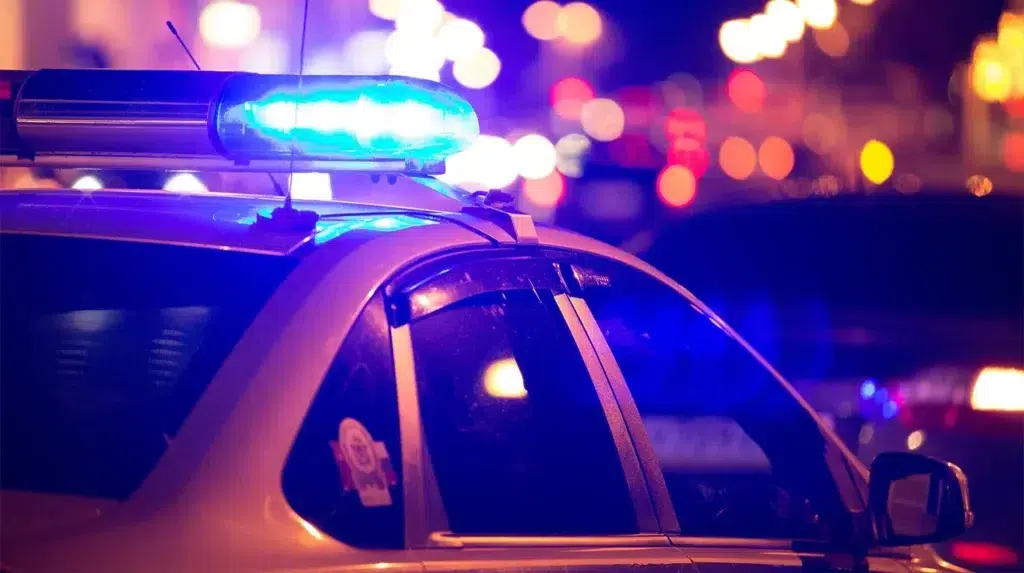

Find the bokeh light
[[369, 0, 403, 20], [452, 47, 501, 89], [758, 137, 795, 180], [557, 2, 603, 46], [319, 30, 390, 75], [660, 73, 704, 109], [551, 76, 595, 120], [483, 358, 527, 399], [656, 165, 697, 207], [240, 33, 289, 74], [512, 134, 557, 180], [290, 172, 332, 200], [766, 0, 806, 43], [796, 0, 838, 30], [1003, 132, 1024, 172], [727, 69, 766, 114], [749, 13, 787, 59], [71, 174, 104, 190], [802, 112, 844, 153], [894, 173, 923, 194], [385, 30, 444, 80], [664, 107, 707, 141], [555, 133, 592, 178], [580, 98, 626, 142], [718, 136, 758, 180], [440, 134, 518, 190], [966, 174, 993, 197], [850, 0, 876, 5], [522, 171, 566, 208], [972, 42, 1014, 103], [719, 19, 760, 64], [813, 22, 850, 58], [163, 172, 207, 193], [667, 137, 709, 178], [394, 0, 445, 34], [522, 0, 562, 41], [437, 18, 485, 62], [199, 1, 261, 49], [860, 139, 895, 184]]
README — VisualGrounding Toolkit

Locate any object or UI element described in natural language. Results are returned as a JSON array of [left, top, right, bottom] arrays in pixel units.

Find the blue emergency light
[[2, 69, 480, 174]]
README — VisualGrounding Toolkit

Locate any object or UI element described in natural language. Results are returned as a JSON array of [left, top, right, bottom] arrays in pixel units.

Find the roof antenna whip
[[284, 0, 314, 211], [165, 20, 287, 198]]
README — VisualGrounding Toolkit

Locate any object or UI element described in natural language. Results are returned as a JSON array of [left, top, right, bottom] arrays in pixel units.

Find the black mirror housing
[[868, 452, 974, 547]]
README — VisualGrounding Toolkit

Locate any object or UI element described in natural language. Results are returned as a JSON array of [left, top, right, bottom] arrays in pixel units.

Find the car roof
[[0, 182, 466, 256]]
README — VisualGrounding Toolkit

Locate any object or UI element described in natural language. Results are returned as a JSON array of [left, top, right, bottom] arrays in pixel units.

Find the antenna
[[165, 20, 287, 197], [284, 0, 314, 210]]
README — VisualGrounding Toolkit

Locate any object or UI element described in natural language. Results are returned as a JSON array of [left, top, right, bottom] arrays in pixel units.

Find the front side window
[[412, 289, 638, 536], [582, 263, 851, 540], [0, 235, 296, 500]]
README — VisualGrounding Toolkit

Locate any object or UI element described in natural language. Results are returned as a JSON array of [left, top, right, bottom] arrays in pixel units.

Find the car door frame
[[383, 247, 664, 546], [547, 251, 917, 573]]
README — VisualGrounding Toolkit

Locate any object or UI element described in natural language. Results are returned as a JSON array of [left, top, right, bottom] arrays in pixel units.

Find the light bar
[[3, 69, 480, 173], [970, 366, 1024, 412]]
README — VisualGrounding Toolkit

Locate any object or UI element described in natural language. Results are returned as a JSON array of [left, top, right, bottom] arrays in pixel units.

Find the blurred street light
[[719, 136, 757, 180], [555, 133, 591, 177], [512, 134, 557, 180], [758, 137, 795, 180], [452, 46, 501, 89], [581, 98, 626, 142], [557, 2, 603, 47], [523, 0, 562, 41], [750, 14, 788, 59], [719, 19, 760, 64], [199, 1, 261, 49], [796, 0, 838, 31], [813, 22, 850, 58], [859, 139, 895, 184], [766, 0, 807, 43], [369, 0, 404, 20], [522, 171, 565, 208], [656, 165, 697, 207], [438, 18, 485, 61], [727, 70, 766, 114], [551, 77, 596, 120]]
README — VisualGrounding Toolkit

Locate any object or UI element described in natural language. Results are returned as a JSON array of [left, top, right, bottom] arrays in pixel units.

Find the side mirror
[[868, 452, 974, 547]]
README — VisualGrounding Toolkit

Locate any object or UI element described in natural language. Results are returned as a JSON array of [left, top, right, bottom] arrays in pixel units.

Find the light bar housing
[[2, 69, 480, 174]]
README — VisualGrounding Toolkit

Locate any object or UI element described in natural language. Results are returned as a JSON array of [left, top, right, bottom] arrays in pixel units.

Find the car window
[[0, 234, 297, 500], [582, 264, 851, 541], [282, 293, 404, 549], [411, 289, 638, 536]]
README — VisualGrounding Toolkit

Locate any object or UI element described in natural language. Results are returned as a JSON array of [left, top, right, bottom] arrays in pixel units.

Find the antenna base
[[252, 205, 320, 234]]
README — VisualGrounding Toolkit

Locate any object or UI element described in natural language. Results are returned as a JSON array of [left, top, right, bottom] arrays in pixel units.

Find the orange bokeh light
[[657, 165, 697, 207], [551, 76, 595, 120], [522, 171, 566, 207], [1003, 132, 1024, 172], [727, 69, 766, 114], [758, 136, 795, 180], [557, 2, 603, 46], [667, 137, 709, 178], [718, 136, 757, 180]]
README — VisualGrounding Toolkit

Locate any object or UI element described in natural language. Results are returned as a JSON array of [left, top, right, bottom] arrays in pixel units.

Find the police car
[[0, 69, 974, 573]]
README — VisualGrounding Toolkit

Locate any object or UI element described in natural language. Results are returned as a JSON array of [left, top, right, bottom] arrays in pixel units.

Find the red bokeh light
[[727, 69, 766, 114], [551, 76, 595, 120], [617, 86, 658, 128], [0, 81, 11, 100], [1003, 131, 1024, 172], [667, 137, 709, 179], [1005, 98, 1024, 118], [664, 107, 706, 142]]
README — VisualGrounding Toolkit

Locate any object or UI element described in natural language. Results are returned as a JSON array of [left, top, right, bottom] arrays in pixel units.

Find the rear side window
[[411, 290, 638, 536], [0, 235, 296, 500], [282, 294, 404, 549]]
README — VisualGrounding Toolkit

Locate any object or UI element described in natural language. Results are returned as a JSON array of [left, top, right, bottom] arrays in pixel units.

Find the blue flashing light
[[215, 75, 479, 164], [860, 379, 877, 400], [882, 400, 899, 420], [313, 215, 436, 245], [874, 388, 889, 404]]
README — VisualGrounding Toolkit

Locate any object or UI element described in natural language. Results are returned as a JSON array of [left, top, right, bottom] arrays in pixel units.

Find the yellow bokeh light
[[797, 0, 837, 30], [522, 0, 561, 41], [557, 2, 603, 46], [972, 58, 1014, 103], [859, 139, 894, 185], [850, 0, 876, 4], [199, 1, 261, 49], [906, 430, 925, 451], [484, 358, 528, 399], [719, 19, 760, 64], [813, 22, 850, 58], [758, 136, 795, 180], [749, 14, 788, 59], [766, 0, 806, 43], [971, 367, 1024, 412], [718, 137, 757, 180], [580, 98, 625, 142], [966, 174, 993, 197]]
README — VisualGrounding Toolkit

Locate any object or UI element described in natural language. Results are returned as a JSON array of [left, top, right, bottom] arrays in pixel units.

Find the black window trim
[[386, 251, 662, 548]]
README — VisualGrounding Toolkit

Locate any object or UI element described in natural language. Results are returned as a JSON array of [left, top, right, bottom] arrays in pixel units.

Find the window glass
[[282, 294, 404, 549], [0, 235, 296, 500], [584, 265, 850, 540], [412, 289, 637, 535]]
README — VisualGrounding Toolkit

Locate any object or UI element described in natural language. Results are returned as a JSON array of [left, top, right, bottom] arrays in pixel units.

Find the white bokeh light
[[289, 172, 333, 201], [512, 134, 557, 180], [239, 32, 288, 73], [765, 0, 806, 43], [749, 13, 787, 59], [580, 98, 625, 142], [317, 29, 391, 75], [797, 0, 838, 30], [199, 1, 261, 49], [452, 47, 501, 89], [369, 0, 403, 20], [163, 172, 208, 193], [719, 19, 760, 64], [555, 133, 591, 178], [439, 134, 517, 190], [386, 29, 445, 80], [71, 174, 103, 190], [394, 0, 445, 34], [437, 18, 486, 62]]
